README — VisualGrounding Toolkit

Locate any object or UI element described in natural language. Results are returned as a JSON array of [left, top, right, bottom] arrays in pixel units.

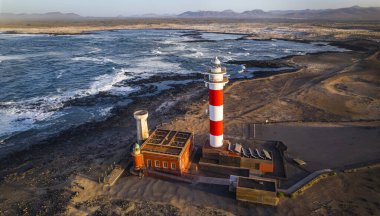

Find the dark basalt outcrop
[[227, 59, 294, 68]]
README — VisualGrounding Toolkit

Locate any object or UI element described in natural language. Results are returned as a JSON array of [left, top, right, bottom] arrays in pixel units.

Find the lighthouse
[[204, 57, 229, 147], [132, 143, 144, 170]]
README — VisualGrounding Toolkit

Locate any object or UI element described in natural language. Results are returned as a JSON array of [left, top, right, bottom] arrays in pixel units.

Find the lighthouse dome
[[133, 143, 141, 155]]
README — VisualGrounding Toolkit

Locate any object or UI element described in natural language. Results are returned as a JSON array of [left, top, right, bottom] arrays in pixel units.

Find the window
[[163, 161, 168, 168], [147, 159, 152, 168], [171, 162, 176, 170], [155, 160, 160, 168]]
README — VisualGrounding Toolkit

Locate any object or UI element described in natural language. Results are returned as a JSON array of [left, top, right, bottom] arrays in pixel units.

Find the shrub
[[290, 193, 297, 199]]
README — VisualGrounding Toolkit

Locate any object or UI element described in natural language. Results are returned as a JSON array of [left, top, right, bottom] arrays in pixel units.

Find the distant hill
[[0, 12, 176, 21], [178, 6, 380, 20], [281, 6, 380, 20], [128, 13, 176, 18], [178, 10, 240, 18], [179, 9, 270, 18], [0, 12, 83, 21]]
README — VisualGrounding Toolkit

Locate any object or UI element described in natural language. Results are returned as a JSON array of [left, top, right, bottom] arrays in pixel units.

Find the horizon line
[[1, 5, 378, 17]]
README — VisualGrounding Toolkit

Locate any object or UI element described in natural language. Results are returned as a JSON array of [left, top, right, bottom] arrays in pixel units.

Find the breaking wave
[[0, 67, 137, 138], [71, 56, 115, 64]]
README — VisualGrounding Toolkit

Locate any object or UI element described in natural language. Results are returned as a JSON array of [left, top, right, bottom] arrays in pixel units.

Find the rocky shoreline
[[1, 36, 378, 159], [1, 34, 326, 159]]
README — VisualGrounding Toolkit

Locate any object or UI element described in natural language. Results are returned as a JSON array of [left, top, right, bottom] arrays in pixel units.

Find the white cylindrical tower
[[204, 57, 229, 147], [133, 110, 149, 144]]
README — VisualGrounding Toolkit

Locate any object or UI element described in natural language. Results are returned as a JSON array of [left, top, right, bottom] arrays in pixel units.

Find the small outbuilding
[[235, 176, 279, 206]]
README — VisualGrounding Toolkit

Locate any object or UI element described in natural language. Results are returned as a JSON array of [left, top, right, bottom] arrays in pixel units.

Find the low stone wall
[[278, 169, 335, 197]]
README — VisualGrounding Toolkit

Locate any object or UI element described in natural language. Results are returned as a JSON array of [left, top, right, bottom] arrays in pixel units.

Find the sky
[[1, 0, 380, 17]]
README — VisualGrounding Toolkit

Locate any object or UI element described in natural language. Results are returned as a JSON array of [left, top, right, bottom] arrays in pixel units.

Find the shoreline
[[0, 44, 361, 159], [1, 47, 378, 159], [0, 80, 201, 158], [1, 38, 378, 159], [0, 57, 294, 159], [0, 34, 357, 159]]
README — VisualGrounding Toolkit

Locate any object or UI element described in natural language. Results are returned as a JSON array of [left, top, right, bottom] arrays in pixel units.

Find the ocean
[[0, 29, 347, 151]]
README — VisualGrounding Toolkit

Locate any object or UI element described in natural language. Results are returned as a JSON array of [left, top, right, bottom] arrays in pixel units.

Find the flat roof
[[141, 129, 192, 156], [238, 177, 276, 192]]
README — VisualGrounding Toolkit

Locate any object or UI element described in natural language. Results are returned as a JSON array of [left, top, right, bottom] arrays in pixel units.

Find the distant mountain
[[241, 10, 267, 16], [1, 6, 379, 21], [283, 6, 380, 20], [128, 13, 176, 18], [0, 12, 83, 21], [179, 10, 240, 18], [0, 11, 176, 21], [178, 6, 380, 20]]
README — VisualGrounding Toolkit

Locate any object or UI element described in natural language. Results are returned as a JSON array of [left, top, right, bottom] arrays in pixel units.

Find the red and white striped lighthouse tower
[[205, 57, 229, 148]]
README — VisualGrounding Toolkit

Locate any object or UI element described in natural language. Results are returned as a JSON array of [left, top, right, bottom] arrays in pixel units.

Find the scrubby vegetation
[[290, 172, 337, 199]]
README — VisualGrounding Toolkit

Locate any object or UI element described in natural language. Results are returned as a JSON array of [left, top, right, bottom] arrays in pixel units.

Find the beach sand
[[0, 32, 379, 215]]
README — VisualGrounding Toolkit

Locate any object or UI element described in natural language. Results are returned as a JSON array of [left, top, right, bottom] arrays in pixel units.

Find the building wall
[[240, 157, 274, 173], [236, 187, 279, 206], [259, 163, 274, 173], [142, 152, 180, 175], [219, 154, 241, 167], [199, 158, 250, 178], [179, 135, 193, 172]]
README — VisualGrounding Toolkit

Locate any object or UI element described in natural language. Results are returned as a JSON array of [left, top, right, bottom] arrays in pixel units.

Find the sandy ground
[[0, 34, 379, 215]]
